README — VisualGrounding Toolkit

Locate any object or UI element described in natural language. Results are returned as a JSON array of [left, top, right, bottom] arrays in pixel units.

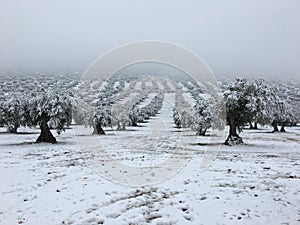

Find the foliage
[[28, 90, 72, 133], [192, 98, 212, 136]]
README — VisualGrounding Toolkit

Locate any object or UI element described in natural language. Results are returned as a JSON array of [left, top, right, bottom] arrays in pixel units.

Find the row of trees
[[0, 77, 298, 145], [89, 92, 164, 134], [0, 90, 72, 143], [172, 78, 298, 145], [0, 78, 166, 142], [173, 91, 213, 136], [134, 93, 164, 123], [224, 78, 297, 145]]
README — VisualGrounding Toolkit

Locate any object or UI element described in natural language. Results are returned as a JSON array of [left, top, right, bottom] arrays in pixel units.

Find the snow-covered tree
[[128, 108, 139, 126], [92, 107, 111, 135], [0, 94, 31, 133], [28, 90, 72, 143], [244, 79, 276, 129], [0, 96, 21, 133], [192, 98, 212, 136], [223, 78, 250, 145], [173, 108, 181, 128], [255, 82, 298, 132], [180, 109, 193, 128], [272, 100, 297, 132], [223, 78, 296, 144], [136, 94, 164, 123], [72, 97, 111, 135], [173, 90, 194, 129], [111, 103, 130, 130]]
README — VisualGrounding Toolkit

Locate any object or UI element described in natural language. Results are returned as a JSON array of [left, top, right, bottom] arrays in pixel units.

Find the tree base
[[196, 131, 206, 136], [280, 127, 286, 132], [248, 127, 258, 130], [92, 129, 105, 135], [116, 123, 126, 131], [272, 121, 279, 133], [116, 127, 126, 131], [92, 125, 105, 135], [224, 135, 243, 146], [7, 127, 18, 133], [36, 133, 56, 143], [36, 122, 57, 143]]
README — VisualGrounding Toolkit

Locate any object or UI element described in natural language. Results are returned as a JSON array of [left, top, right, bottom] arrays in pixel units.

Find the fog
[[1, 0, 300, 81]]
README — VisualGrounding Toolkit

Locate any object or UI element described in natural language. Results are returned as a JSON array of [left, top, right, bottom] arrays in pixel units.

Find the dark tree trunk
[[36, 120, 56, 143], [196, 128, 207, 136], [116, 122, 126, 131], [272, 120, 279, 132], [7, 126, 18, 133], [249, 122, 254, 129], [175, 123, 181, 129], [122, 123, 126, 130], [254, 122, 258, 129], [92, 123, 105, 135], [130, 120, 138, 126], [129, 114, 138, 126], [280, 124, 286, 132], [225, 116, 243, 146]]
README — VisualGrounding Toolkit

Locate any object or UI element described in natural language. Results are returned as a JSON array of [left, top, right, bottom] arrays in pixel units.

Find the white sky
[[0, 0, 300, 80]]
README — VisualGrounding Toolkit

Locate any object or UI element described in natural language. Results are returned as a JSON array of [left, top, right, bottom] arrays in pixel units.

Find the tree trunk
[[272, 120, 279, 132], [36, 120, 56, 143], [92, 123, 105, 135], [131, 120, 138, 126], [116, 122, 122, 131], [225, 116, 243, 146], [280, 124, 286, 132], [129, 114, 138, 126], [7, 126, 18, 133], [196, 128, 207, 136], [6, 121, 19, 133], [254, 122, 258, 129], [249, 122, 254, 129]]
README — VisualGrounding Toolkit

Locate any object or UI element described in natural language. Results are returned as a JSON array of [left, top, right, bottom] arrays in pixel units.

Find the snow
[[198, 93, 210, 101], [166, 80, 176, 91], [118, 93, 138, 104], [1, 124, 299, 225], [156, 81, 165, 90], [99, 82, 108, 91], [136, 93, 158, 109], [182, 92, 196, 107], [134, 82, 142, 90], [145, 81, 153, 87], [113, 81, 120, 89]]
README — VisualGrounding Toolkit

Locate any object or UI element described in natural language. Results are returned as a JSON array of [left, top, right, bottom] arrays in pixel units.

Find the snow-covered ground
[[0, 123, 299, 224]]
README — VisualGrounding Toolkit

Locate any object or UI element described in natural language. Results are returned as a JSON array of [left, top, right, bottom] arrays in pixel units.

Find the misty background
[[0, 0, 299, 81]]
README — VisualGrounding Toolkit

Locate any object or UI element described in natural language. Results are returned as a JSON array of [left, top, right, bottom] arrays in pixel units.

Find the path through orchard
[[75, 92, 189, 185]]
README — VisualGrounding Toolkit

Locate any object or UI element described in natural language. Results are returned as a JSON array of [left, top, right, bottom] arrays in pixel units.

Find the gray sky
[[0, 0, 300, 80]]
